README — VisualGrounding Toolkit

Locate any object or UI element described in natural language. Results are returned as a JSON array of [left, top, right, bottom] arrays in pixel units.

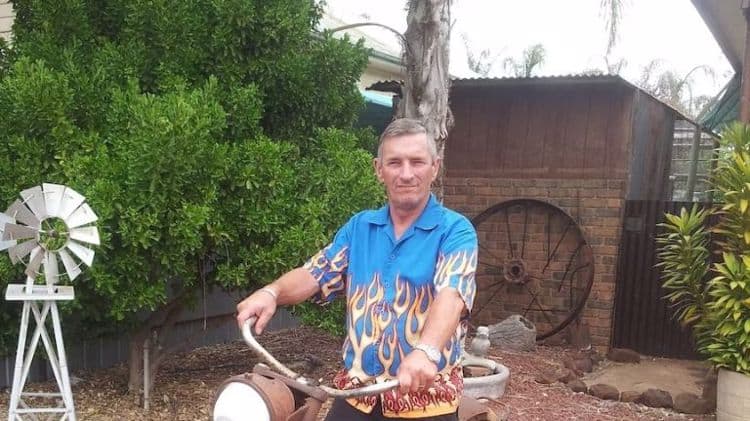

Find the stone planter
[[461, 354, 510, 400], [717, 368, 750, 421]]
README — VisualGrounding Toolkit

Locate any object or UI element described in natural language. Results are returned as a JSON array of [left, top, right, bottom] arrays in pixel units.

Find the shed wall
[[444, 82, 635, 347], [626, 91, 677, 200], [446, 83, 632, 180]]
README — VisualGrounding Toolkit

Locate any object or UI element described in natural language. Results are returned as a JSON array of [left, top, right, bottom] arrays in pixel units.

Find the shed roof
[[367, 74, 702, 128], [450, 74, 698, 125]]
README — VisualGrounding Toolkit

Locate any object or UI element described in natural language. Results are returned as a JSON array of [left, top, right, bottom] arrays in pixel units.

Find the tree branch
[[328, 22, 406, 45]]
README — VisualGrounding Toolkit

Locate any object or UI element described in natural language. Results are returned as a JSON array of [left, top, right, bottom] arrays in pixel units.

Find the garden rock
[[487, 315, 536, 351], [567, 380, 587, 393], [606, 348, 640, 363], [588, 383, 620, 401], [638, 388, 673, 408], [562, 358, 583, 377], [673, 392, 713, 415], [554, 368, 577, 383], [573, 357, 593, 373], [620, 391, 641, 403], [534, 372, 557, 385]]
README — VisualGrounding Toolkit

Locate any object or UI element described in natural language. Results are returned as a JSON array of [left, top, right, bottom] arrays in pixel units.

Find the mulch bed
[[0, 327, 714, 420]]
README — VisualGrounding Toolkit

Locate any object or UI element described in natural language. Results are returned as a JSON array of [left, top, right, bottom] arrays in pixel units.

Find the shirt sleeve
[[302, 218, 352, 305], [433, 217, 478, 312]]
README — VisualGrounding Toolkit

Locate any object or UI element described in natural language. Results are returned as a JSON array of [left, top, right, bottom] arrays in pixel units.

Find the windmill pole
[[7, 297, 30, 421], [5, 282, 78, 421]]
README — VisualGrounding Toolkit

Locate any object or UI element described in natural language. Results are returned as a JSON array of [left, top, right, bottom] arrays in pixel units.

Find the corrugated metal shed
[[451, 74, 698, 125]]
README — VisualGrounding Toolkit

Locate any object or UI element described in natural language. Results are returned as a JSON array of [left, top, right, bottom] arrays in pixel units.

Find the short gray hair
[[377, 118, 438, 160]]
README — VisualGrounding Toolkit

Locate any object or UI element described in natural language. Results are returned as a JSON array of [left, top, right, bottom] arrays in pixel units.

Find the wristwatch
[[414, 343, 441, 364]]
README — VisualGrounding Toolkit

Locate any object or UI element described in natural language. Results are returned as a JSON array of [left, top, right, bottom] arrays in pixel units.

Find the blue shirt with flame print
[[303, 194, 477, 418]]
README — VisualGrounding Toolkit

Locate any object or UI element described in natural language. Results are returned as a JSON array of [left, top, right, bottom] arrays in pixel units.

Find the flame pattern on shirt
[[434, 249, 478, 312], [304, 244, 349, 304], [305, 248, 477, 417]]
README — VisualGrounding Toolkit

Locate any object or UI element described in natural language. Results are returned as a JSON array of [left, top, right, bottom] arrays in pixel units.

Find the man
[[236, 118, 477, 420]]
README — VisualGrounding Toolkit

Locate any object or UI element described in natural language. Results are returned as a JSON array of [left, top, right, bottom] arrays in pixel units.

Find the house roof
[[699, 74, 740, 132], [319, 12, 402, 66], [691, 0, 745, 71], [690, 1, 744, 131]]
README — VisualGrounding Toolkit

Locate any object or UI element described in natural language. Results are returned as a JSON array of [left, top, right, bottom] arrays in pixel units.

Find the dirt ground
[[583, 357, 709, 397], [0, 326, 715, 420]]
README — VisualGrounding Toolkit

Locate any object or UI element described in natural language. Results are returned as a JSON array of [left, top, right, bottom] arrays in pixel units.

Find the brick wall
[[444, 175, 627, 348]]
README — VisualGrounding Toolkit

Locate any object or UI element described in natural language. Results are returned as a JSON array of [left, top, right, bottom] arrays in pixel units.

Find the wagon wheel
[[470, 198, 594, 340]]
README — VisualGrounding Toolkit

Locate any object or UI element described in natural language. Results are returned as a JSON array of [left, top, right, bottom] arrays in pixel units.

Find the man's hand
[[236, 288, 277, 334], [396, 349, 438, 394]]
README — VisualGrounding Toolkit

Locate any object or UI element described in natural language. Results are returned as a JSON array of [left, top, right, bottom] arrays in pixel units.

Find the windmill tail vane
[[0, 183, 99, 288]]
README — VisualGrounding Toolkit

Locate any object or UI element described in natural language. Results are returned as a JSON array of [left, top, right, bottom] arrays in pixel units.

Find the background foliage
[[658, 123, 750, 375], [0, 0, 384, 356]]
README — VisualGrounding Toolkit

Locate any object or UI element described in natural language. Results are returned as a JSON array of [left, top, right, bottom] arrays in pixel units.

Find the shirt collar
[[366, 194, 442, 230]]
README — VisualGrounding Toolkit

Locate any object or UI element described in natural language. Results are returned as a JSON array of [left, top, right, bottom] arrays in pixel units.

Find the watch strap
[[414, 343, 441, 364]]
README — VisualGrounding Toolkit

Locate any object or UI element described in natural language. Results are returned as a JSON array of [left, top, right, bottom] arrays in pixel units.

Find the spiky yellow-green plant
[[658, 122, 750, 375]]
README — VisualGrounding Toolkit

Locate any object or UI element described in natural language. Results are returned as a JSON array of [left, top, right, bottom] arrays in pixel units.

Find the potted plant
[[657, 123, 750, 420]]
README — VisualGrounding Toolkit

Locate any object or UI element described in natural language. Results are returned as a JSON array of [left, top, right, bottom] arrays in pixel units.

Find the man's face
[[375, 133, 440, 212]]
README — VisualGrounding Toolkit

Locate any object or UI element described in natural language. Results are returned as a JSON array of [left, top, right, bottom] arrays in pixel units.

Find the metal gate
[[611, 200, 712, 359]]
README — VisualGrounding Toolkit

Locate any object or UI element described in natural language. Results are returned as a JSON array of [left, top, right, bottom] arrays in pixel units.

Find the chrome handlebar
[[241, 317, 399, 398]]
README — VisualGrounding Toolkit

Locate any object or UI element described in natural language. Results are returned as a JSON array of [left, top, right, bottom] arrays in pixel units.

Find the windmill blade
[[8, 239, 38, 264], [20, 186, 47, 220], [57, 188, 85, 220], [6, 200, 40, 229], [65, 240, 95, 267], [69, 226, 100, 245], [2, 223, 38, 242], [43, 183, 66, 218], [0, 214, 14, 251], [24, 246, 44, 279], [58, 248, 81, 281], [43, 250, 59, 285], [0, 212, 14, 228], [65, 203, 98, 229]]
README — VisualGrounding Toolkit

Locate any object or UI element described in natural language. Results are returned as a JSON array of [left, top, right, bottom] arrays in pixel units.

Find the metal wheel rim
[[470, 198, 595, 340]]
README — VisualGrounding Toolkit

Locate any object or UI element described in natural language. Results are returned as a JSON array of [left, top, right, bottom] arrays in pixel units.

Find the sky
[[324, 0, 733, 100]]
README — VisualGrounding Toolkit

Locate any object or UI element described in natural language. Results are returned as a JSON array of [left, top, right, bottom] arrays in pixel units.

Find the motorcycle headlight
[[212, 374, 294, 421]]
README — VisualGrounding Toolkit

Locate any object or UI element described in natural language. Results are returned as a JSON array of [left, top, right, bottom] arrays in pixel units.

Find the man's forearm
[[263, 267, 320, 306], [418, 288, 466, 350]]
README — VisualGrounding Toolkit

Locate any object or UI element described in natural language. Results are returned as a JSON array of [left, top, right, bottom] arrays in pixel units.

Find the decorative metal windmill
[[2, 183, 99, 421]]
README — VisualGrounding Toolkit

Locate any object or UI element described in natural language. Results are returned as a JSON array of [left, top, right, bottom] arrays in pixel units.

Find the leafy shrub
[[0, 0, 378, 361], [658, 123, 750, 375]]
